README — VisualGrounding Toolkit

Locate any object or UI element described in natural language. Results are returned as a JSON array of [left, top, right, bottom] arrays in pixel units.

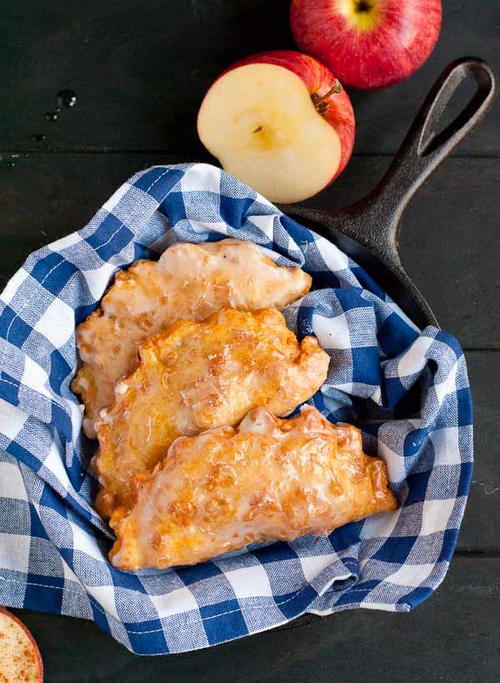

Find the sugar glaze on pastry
[[109, 405, 396, 571]]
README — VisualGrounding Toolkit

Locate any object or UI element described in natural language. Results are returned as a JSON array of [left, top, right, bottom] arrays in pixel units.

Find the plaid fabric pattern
[[0, 164, 473, 655]]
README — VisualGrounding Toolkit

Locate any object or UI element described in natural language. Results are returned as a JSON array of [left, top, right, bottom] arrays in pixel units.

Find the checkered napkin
[[0, 163, 472, 655]]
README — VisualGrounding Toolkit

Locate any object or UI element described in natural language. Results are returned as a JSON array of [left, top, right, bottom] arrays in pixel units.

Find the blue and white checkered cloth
[[0, 163, 472, 655]]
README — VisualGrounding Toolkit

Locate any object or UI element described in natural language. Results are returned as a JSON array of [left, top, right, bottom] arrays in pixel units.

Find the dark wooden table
[[1, 1, 499, 681]]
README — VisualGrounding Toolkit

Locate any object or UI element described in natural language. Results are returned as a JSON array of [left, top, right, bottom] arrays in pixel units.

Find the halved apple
[[197, 51, 355, 204], [0, 608, 44, 682]]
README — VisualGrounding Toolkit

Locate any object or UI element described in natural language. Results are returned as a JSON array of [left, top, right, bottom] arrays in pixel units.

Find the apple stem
[[311, 80, 343, 113]]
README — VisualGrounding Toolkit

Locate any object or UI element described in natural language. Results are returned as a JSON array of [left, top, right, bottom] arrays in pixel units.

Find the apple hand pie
[[72, 239, 311, 437], [109, 405, 397, 571], [94, 308, 329, 519]]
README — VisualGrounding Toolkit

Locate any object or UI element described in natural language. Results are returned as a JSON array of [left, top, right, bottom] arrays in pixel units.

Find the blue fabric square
[[281, 216, 315, 246], [335, 589, 367, 607], [379, 312, 418, 357], [134, 167, 171, 192], [0, 304, 16, 338], [111, 569, 148, 593], [148, 167, 185, 203], [85, 214, 134, 261], [404, 428, 429, 456], [255, 541, 299, 564], [30, 252, 78, 296], [329, 521, 364, 553], [74, 303, 97, 325], [0, 309, 32, 347], [276, 585, 318, 619], [49, 349, 72, 394], [136, 166, 183, 203], [178, 561, 222, 586], [457, 461, 473, 497], [200, 599, 239, 619], [438, 529, 459, 561], [351, 266, 389, 301], [351, 346, 382, 386], [353, 579, 380, 591], [311, 269, 342, 289], [157, 190, 186, 225], [51, 401, 72, 441], [404, 470, 432, 505], [373, 537, 417, 564], [134, 242, 155, 260], [40, 484, 68, 515], [6, 439, 42, 472], [219, 195, 255, 227], [203, 607, 249, 645], [24, 573, 63, 613], [0, 371, 21, 405], [125, 617, 169, 655], [397, 585, 434, 608], [90, 596, 112, 634], [456, 387, 473, 426], [29, 503, 50, 539], [384, 376, 409, 408]]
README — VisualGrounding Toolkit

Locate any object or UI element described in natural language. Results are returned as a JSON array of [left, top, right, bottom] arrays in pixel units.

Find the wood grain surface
[[1, 1, 499, 155], [1, 0, 499, 680], [11, 558, 500, 682]]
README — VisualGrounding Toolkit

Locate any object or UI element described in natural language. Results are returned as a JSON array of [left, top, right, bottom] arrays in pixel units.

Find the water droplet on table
[[32, 133, 47, 142], [45, 109, 61, 122], [56, 89, 77, 109]]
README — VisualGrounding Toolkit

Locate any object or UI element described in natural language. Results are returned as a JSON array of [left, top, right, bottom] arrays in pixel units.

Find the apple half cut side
[[0, 607, 44, 682], [197, 54, 354, 204]]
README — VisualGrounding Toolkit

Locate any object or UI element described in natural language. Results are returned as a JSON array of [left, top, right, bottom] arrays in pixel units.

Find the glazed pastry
[[95, 308, 329, 519], [72, 239, 311, 437], [109, 405, 397, 571]]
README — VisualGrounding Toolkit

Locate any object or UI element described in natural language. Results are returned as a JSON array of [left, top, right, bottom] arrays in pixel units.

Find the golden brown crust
[[109, 406, 397, 571], [95, 308, 329, 519], [72, 239, 311, 437]]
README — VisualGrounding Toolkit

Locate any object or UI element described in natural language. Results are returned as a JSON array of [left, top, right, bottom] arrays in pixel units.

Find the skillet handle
[[285, 58, 496, 267], [341, 58, 496, 259]]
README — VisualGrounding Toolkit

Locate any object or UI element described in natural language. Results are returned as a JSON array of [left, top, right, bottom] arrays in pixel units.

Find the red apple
[[0, 607, 44, 682], [197, 50, 355, 203], [290, 0, 442, 89]]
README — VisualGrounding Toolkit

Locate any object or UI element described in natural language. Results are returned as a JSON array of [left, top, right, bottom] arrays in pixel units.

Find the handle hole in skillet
[[419, 77, 480, 156]]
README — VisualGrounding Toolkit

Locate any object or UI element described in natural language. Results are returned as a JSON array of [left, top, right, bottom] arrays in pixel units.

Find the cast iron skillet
[[281, 58, 496, 329]]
